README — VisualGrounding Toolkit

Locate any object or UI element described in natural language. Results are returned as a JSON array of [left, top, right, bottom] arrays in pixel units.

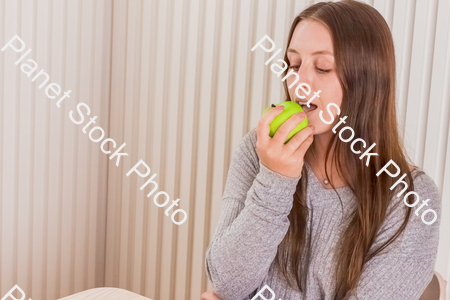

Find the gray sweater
[[205, 127, 441, 300]]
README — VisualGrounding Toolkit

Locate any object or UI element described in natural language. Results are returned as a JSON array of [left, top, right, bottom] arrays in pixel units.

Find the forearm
[[206, 162, 300, 300]]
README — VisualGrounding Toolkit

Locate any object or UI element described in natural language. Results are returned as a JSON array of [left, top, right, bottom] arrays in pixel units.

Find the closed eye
[[288, 65, 330, 74], [316, 68, 330, 74]]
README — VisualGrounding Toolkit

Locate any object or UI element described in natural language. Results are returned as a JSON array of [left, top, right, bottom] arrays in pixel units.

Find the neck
[[307, 131, 334, 165], [306, 131, 347, 188]]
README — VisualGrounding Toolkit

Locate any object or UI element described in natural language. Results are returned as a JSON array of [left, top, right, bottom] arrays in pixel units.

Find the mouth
[[296, 101, 318, 113]]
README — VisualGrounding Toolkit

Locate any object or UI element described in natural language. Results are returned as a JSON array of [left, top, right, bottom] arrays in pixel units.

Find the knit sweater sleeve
[[349, 172, 442, 300], [205, 128, 301, 300]]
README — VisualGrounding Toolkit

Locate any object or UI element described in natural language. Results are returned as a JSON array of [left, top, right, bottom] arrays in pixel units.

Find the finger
[[284, 125, 314, 153], [200, 291, 222, 300], [294, 132, 314, 159], [257, 105, 285, 144], [272, 111, 306, 146], [211, 292, 222, 300]]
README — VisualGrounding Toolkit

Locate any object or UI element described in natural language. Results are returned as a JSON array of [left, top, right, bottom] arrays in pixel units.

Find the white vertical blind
[[0, 0, 112, 299], [1, 0, 449, 299]]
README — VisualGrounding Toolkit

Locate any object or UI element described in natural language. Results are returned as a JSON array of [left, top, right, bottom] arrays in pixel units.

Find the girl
[[202, 1, 441, 299]]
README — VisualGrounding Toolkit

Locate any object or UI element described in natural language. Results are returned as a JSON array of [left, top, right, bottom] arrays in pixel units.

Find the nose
[[293, 65, 312, 100]]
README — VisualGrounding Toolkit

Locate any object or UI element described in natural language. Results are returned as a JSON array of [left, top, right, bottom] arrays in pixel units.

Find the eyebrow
[[287, 48, 334, 56]]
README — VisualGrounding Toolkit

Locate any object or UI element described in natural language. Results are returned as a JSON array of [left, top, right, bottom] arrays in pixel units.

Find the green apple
[[261, 101, 308, 144]]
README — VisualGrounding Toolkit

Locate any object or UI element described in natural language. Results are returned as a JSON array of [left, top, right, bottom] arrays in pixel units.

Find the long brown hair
[[275, 1, 421, 299]]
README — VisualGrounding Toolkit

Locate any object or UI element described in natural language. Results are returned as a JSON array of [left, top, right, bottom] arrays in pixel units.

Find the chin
[[312, 129, 327, 136], [305, 112, 319, 126], [306, 119, 330, 135]]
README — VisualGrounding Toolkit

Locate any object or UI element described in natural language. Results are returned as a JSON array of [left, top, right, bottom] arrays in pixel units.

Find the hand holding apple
[[257, 101, 315, 179], [261, 101, 308, 144]]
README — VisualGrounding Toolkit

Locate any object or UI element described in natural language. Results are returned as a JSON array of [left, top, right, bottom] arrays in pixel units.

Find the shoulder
[[410, 169, 441, 201], [406, 168, 442, 221], [411, 169, 441, 227], [236, 127, 257, 150], [388, 167, 442, 219], [380, 168, 442, 257], [246, 127, 258, 147], [232, 127, 259, 165], [226, 127, 261, 183]]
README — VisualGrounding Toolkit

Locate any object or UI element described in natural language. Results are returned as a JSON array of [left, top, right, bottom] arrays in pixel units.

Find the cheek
[[331, 83, 343, 106], [330, 77, 343, 100], [309, 82, 343, 134], [320, 78, 342, 110], [323, 86, 342, 107], [286, 79, 296, 96]]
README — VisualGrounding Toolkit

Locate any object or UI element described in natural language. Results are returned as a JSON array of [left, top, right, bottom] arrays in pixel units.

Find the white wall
[[0, 0, 112, 299], [389, 0, 450, 289], [0, 0, 449, 300]]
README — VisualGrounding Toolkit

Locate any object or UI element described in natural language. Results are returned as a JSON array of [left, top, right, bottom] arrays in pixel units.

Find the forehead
[[288, 19, 333, 54]]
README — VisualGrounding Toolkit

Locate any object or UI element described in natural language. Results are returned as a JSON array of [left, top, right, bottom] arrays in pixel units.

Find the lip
[[303, 107, 318, 116], [295, 100, 318, 115]]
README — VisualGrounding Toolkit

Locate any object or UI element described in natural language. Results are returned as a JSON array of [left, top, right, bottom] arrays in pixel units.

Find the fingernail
[[310, 125, 315, 131], [298, 112, 305, 117]]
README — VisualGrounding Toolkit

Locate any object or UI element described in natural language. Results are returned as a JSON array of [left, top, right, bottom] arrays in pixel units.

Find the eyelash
[[288, 65, 330, 74]]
